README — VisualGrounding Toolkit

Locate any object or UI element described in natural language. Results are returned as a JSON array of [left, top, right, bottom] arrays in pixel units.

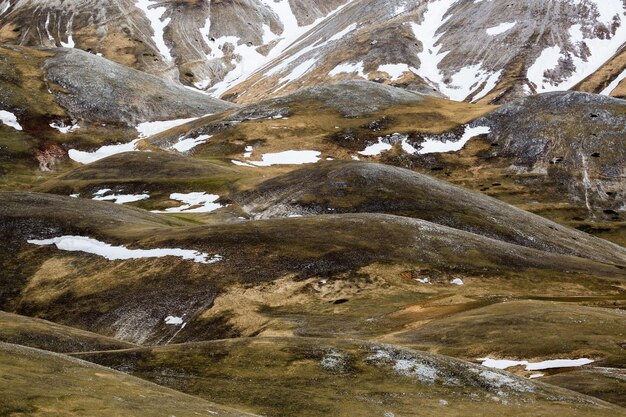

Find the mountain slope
[[0, 310, 136, 353], [132, 82, 624, 245], [0, 342, 257, 417], [0, 44, 235, 129], [75, 337, 623, 417], [0, 0, 353, 91], [1, 190, 624, 346], [223, 0, 626, 103], [391, 91, 626, 245], [1, 1, 626, 414], [0, 44, 236, 188], [232, 161, 626, 266], [5, 0, 626, 103]]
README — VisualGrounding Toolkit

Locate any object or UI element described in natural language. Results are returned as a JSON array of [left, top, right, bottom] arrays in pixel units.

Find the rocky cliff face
[[4, 0, 626, 103]]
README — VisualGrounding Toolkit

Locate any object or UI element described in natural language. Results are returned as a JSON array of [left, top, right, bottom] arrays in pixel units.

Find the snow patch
[[164, 316, 184, 325], [136, 117, 200, 138], [70, 116, 205, 164], [69, 140, 141, 164], [60, 17, 76, 48], [169, 134, 212, 153], [231, 160, 257, 168], [480, 357, 595, 370], [486, 21, 517, 36], [250, 150, 321, 166], [69, 115, 200, 164], [0, 1, 10, 16], [28, 236, 222, 264], [378, 63, 416, 81], [526, 358, 595, 371], [92, 190, 150, 205], [329, 61, 367, 78], [60, 34, 75, 48], [471, 70, 502, 102], [419, 126, 490, 154], [50, 121, 80, 134], [359, 133, 417, 156], [358, 139, 393, 156], [152, 192, 224, 214], [0, 110, 22, 131]]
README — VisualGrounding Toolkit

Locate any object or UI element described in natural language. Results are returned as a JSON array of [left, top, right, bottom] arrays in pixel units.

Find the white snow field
[[419, 126, 491, 154]]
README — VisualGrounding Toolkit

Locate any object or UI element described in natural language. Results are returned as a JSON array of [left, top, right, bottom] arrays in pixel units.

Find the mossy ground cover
[[0, 342, 256, 417], [74, 337, 623, 417]]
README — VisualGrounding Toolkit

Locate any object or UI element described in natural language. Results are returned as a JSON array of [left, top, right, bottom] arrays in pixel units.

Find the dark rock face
[[476, 92, 626, 217]]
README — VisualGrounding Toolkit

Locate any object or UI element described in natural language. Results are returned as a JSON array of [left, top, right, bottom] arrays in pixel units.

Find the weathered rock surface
[[44, 48, 237, 126], [475, 92, 626, 219]]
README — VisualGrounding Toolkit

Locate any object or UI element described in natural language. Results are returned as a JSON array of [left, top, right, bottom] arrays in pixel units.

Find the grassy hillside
[[0, 342, 257, 417], [75, 337, 623, 417]]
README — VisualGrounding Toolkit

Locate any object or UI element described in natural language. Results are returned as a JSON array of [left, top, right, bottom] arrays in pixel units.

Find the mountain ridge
[[5, 0, 626, 103]]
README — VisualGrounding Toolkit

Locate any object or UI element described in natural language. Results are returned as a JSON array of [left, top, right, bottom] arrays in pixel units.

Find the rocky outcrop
[[44, 48, 237, 126], [228, 80, 425, 119], [476, 92, 626, 219]]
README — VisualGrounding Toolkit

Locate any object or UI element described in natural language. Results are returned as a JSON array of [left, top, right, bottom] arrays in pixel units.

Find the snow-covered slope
[[3, 0, 626, 103], [0, 0, 352, 88], [226, 0, 626, 103]]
